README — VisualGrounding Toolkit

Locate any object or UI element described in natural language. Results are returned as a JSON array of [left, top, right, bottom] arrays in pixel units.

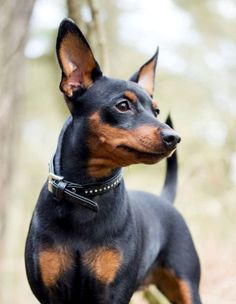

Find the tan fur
[[152, 99, 158, 109], [88, 112, 167, 178], [39, 247, 73, 287], [138, 58, 157, 96], [124, 90, 137, 102], [59, 32, 96, 96], [83, 247, 123, 284], [145, 267, 192, 304]]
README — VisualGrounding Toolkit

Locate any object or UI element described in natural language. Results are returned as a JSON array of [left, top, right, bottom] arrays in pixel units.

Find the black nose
[[160, 129, 181, 148]]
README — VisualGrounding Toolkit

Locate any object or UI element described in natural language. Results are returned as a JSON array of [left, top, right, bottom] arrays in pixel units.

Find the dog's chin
[[140, 152, 168, 165], [167, 148, 177, 158], [117, 145, 174, 165]]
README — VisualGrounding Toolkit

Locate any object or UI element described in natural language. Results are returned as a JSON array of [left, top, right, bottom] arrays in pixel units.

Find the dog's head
[[56, 19, 181, 178]]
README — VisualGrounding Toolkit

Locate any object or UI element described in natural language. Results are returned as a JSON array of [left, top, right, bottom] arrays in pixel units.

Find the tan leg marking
[[145, 266, 192, 304], [83, 247, 123, 284], [39, 247, 73, 287]]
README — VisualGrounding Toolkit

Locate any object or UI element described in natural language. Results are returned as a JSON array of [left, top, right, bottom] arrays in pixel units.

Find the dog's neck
[[51, 117, 127, 225], [54, 116, 121, 185]]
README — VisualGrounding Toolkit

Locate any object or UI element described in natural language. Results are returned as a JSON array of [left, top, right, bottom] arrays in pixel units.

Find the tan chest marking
[[83, 247, 123, 284], [39, 247, 73, 287]]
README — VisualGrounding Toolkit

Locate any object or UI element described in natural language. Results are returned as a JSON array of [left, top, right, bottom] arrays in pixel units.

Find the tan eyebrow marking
[[124, 90, 137, 103]]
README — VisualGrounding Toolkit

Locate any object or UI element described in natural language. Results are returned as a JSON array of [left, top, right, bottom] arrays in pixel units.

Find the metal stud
[[71, 187, 76, 192]]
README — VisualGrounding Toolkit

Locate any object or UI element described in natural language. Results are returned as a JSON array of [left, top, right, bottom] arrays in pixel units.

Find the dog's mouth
[[117, 144, 171, 159]]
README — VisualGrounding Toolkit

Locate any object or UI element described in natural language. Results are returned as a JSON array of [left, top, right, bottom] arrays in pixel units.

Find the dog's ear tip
[[153, 46, 159, 61], [60, 18, 75, 26], [165, 113, 174, 128], [57, 18, 79, 51], [58, 18, 77, 33]]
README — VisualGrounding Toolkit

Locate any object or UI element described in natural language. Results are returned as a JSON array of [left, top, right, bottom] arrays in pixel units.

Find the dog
[[25, 18, 202, 304]]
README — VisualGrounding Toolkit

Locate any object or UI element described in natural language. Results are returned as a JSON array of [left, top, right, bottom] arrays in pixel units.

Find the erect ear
[[130, 47, 159, 98], [56, 18, 102, 98], [165, 113, 174, 128]]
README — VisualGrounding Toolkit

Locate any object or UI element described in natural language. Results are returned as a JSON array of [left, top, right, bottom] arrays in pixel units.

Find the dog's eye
[[116, 100, 131, 112], [154, 108, 160, 117]]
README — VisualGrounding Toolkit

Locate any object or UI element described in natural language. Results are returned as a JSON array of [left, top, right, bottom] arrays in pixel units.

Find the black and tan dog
[[25, 19, 202, 304]]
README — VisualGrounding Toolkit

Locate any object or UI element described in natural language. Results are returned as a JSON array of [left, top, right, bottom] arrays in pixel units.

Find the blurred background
[[0, 0, 236, 303]]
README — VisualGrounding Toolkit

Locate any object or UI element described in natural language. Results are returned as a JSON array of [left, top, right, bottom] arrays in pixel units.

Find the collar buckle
[[47, 153, 122, 213], [48, 172, 64, 192]]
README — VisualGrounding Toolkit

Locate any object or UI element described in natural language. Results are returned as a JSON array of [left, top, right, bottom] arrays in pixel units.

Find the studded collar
[[47, 154, 123, 212]]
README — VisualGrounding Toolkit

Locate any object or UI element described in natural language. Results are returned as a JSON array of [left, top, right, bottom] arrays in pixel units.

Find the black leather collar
[[47, 154, 123, 213]]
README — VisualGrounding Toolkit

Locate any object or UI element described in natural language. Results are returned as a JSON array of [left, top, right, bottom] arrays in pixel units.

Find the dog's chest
[[82, 246, 123, 284], [38, 243, 123, 288]]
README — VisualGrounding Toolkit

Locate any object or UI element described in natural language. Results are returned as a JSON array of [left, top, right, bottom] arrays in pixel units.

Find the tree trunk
[[67, 0, 88, 35], [0, 0, 35, 252], [67, 0, 109, 73]]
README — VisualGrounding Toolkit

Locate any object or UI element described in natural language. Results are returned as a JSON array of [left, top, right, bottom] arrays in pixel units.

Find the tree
[[67, 0, 109, 73], [0, 0, 35, 255]]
